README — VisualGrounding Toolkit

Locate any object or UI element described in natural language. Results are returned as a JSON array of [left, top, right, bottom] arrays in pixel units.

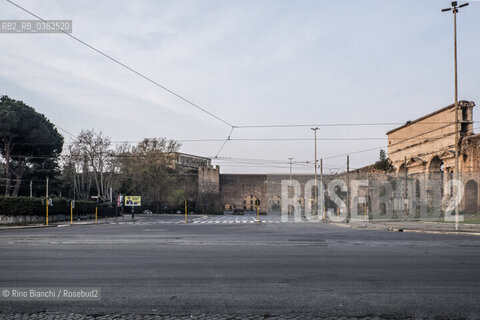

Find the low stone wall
[[0, 214, 95, 225]]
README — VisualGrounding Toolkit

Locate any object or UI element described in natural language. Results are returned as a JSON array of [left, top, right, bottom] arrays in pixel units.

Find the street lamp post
[[311, 127, 319, 216], [442, 1, 469, 232], [288, 157, 294, 216], [288, 157, 294, 184]]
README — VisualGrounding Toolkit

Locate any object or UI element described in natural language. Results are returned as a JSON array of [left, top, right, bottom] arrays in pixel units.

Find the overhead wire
[[215, 127, 235, 158], [233, 121, 478, 129], [5, 0, 234, 129], [4, 0, 479, 173]]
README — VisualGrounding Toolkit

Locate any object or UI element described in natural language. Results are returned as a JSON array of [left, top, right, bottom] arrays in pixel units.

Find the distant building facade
[[386, 100, 479, 213], [171, 152, 211, 172], [190, 101, 480, 214], [387, 100, 476, 175]]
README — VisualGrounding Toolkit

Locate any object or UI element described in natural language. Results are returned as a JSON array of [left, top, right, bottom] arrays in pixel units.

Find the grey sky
[[0, 0, 478, 174]]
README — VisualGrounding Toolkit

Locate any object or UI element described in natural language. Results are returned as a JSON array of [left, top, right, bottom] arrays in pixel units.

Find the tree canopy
[[0, 96, 63, 196], [373, 149, 395, 173], [118, 138, 181, 212]]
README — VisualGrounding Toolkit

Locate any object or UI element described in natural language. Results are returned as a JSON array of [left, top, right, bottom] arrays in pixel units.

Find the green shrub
[[0, 196, 42, 216], [0, 196, 109, 216]]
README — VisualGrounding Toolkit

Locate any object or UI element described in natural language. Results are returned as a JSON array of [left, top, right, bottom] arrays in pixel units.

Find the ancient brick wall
[[220, 174, 268, 213], [196, 165, 221, 213], [462, 135, 480, 173], [387, 100, 474, 174], [191, 101, 480, 215], [198, 165, 220, 194], [386, 100, 479, 213]]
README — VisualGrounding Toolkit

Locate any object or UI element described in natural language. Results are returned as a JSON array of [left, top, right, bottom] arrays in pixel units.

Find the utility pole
[[288, 157, 294, 217], [73, 173, 76, 200], [403, 156, 407, 217], [311, 127, 319, 216], [321, 158, 324, 221], [289, 157, 294, 183], [45, 176, 49, 226], [29, 180, 32, 198], [346, 156, 350, 223], [442, 1, 469, 231], [73, 176, 76, 223]]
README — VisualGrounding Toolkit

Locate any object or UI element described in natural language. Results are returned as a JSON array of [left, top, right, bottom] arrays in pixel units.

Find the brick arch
[[397, 163, 407, 174], [428, 155, 444, 173], [268, 195, 281, 213], [243, 194, 259, 211]]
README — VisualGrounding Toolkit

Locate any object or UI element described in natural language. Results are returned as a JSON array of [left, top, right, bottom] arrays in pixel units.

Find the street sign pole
[[115, 194, 119, 222], [185, 199, 188, 223]]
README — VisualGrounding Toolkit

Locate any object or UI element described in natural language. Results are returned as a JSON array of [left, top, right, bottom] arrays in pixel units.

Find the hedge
[[0, 196, 114, 216]]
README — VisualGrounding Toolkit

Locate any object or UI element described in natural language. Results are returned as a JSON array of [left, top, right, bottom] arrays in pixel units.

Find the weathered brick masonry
[[194, 101, 480, 214]]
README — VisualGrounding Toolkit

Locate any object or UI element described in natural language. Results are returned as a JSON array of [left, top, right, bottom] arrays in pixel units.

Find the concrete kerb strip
[[329, 221, 480, 236], [330, 222, 382, 231], [0, 219, 110, 231], [386, 227, 480, 236], [420, 221, 480, 229], [0, 224, 56, 231]]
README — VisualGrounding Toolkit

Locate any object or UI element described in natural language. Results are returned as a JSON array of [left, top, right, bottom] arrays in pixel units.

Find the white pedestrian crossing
[[113, 214, 310, 225]]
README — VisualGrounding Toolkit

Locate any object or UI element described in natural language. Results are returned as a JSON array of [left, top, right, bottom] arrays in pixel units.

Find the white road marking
[[108, 216, 311, 225]]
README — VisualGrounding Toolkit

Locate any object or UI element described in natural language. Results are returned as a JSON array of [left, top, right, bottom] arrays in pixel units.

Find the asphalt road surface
[[0, 214, 479, 319]]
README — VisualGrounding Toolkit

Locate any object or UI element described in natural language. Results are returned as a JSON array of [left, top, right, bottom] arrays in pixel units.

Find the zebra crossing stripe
[[114, 218, 312, 225]]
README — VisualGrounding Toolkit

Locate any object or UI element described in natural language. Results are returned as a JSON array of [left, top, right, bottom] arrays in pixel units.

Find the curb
[[0, 220, 108, 231], [330, 222, 480, 236], [0, 224, 56, 231], [330, 223, 381, 231], [386, 227, 480, 236]]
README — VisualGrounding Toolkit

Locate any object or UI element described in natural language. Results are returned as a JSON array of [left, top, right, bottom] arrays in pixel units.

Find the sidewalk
[[333, 219, 480, 236], [0, 216, 128, 231]]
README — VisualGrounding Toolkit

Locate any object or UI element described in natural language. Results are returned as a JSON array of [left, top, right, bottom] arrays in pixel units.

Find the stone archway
[[428, 156, 445, 198], [428, 156, 444, 173], [465, 180, 478, 213], [269, 195, 281, 213], [398, 163, 407, 175], [244, 195, 258, 212]]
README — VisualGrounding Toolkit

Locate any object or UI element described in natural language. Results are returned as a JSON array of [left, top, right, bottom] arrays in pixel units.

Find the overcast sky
[[0, 0, 479, 174]]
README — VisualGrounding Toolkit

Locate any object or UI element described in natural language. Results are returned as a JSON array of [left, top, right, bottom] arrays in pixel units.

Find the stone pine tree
[[373, 149, 395, 173], [0, 96, 64, 196]]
